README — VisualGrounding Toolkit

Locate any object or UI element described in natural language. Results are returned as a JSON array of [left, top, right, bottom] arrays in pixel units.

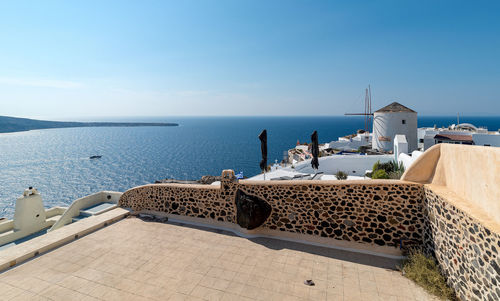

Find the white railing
[[49, 191, 122, 232]]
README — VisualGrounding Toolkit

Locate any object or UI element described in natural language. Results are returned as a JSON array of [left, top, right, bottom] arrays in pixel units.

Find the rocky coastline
[[0, 115, 178, 133]]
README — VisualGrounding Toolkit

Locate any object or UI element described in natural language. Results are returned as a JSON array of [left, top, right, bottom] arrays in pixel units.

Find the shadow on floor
[[136, 216, 401, 270]]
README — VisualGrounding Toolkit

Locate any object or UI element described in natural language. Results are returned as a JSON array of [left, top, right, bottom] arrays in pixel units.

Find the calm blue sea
[[0, 116, 499, 217]]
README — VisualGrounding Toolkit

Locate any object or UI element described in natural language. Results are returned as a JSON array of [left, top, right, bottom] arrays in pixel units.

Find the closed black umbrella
[[259, 130, 267, 173], [311, 130, 319, 170]]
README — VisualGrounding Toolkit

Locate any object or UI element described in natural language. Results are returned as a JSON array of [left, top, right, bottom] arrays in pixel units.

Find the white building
[[327, 132, 372, 151], [397, 150, 423, 170], [393, 134, 408, 162], [472, 132, 500, 147], [372, 102, 418, 152], [248, 153, 394, 181], [293, 154, 394, 176], [418, 123, 500, 150]]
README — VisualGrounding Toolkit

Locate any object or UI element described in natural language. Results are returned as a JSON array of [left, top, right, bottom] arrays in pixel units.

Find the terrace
[[0, 217, 435, 300], [0, 144, 498, 300]]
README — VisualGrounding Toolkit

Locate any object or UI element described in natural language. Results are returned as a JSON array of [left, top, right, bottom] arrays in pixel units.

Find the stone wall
[[119, 171, 238, 224], [423, 187, 500, 301], [119, 170, 425, 248], [238, 181, 424, 247], [119, 168, 500, 298]]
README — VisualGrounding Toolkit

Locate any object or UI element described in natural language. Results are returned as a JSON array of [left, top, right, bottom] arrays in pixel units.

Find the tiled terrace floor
[[0, 217, 437, 300]]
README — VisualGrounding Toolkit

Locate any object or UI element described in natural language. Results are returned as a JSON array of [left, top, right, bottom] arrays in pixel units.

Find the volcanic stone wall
[[119, 171, 425, 248], [423, 187, 500, 301], [239, 181, 424, 247], [119, 170, 500, 298], [119, 178, 238, 224]]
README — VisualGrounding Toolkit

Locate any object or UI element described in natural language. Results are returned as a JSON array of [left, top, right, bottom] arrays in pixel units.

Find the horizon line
[[4, 114, 500, 122]]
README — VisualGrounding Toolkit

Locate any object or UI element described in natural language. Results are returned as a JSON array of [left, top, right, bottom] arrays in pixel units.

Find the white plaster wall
[[472, 133, 500, 147], [295, 145, 308, 151], [14, 191, 46, 233], [394, 135, 408, 162], [398, 150, 423, 170], [423, 134, 437, 150], [372, 111, 417, 152], [398, 153, 413, 170], [328, 133, 372, 151], [293, 154, 394, 176], [328, 140, 367, 151]]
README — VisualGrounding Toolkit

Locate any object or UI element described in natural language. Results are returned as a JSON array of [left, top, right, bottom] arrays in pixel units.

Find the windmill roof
[[375, 102, 416, 113]]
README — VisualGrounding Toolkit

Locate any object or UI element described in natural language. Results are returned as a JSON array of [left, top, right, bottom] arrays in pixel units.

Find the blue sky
[[0, 0, 499, 119]]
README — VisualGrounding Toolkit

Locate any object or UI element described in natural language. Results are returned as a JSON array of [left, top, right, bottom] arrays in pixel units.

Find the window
[[402, 119, 406, 124], [419, 139, 424, 143]]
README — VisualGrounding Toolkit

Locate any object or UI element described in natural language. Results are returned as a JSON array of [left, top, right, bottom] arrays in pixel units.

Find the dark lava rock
[[155, 175, 222, 184], [344, 219, 355, 227], [199, 175, 222, 184], [235, 189, 272, 230]]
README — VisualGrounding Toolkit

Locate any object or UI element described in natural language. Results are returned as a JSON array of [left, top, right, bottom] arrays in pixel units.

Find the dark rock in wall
[[423, 188, 500, 300], [235, 189, 272, 230], [155, 175, 221, 185], [200, 175, 222, 184]]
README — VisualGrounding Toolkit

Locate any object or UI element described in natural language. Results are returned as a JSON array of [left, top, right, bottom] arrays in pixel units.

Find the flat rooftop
[[0, 217, 437, 300]]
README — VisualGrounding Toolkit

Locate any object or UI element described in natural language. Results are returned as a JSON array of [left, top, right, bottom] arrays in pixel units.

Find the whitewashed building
[[418, 124, 500, 150], [327, 132, 372, 151]]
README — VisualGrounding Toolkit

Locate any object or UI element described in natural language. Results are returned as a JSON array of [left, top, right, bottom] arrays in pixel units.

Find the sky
[[0, 0, 499, 119]]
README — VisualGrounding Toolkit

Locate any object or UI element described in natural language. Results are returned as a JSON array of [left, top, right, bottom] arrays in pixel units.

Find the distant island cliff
[[0, 115, 178, 133]]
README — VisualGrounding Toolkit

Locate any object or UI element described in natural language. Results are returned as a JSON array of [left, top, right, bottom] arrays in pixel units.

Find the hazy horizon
[[3, 114, 500, 123]]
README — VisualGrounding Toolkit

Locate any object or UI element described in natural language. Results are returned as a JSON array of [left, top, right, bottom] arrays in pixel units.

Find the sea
[[1, 116, 499, 217]]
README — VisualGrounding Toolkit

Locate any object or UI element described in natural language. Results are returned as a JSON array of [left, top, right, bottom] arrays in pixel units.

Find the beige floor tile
[[85, 282, 112, 299], [10, 291, 50, 301], [359, 281, 378, 293], [212, 278, 230, 291], [190, 285, 224, 301], [199, 275, 218, 288], [169, 292, 189, 301], [343, 287, 364, 300], [259, 278, 276, 292], [112, 277, 140, 293], [239, 284, 260, 299], [39, 284, 87, 300], [377, 293, 398, 301], [309, 288, 327, 300], [176, 281, 198, 295], [224, 281, 244, 295], [221, 292, 252, 301], [326, 292, 343, 301], [207, 267, 224, 278], [245, 274, 264, 288], [185, 295, 207, 301], [0, 218, 438, 301], [0, 282, 23, 299], [232, 272, 251, 284], [10, 276, 52, 294], [218, 269, 237, 281]]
